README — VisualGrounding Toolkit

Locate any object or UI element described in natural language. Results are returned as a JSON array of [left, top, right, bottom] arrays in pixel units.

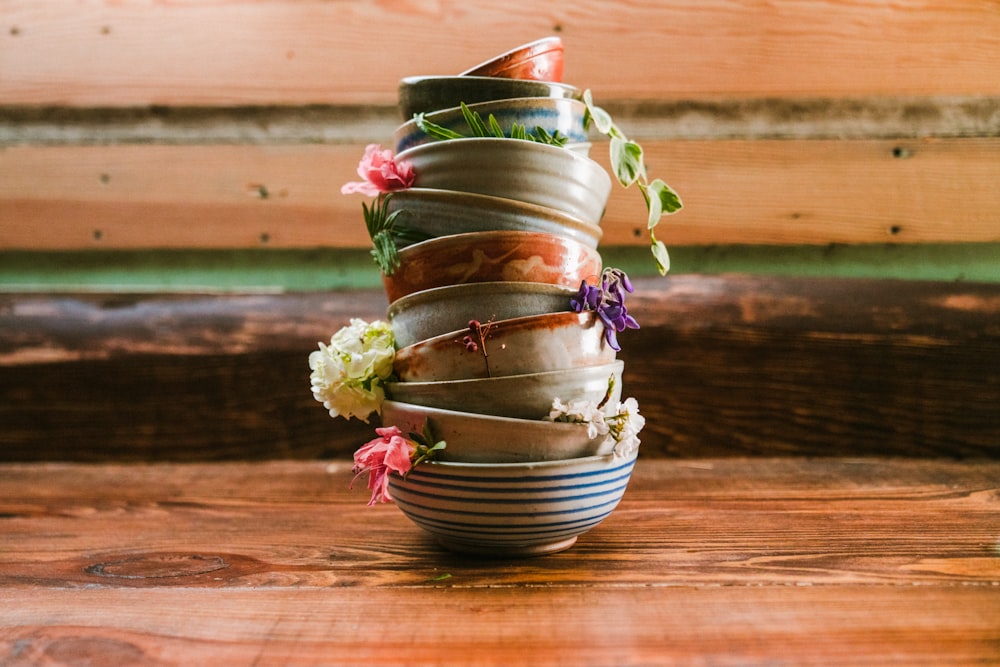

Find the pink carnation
[[341, 144, 415, 197], [352, 426, 415, 505]]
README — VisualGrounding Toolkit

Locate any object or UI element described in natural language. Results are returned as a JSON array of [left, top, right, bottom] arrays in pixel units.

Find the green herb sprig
[[363, 193, 404, 275], [407, 420, 447, 471], [583, 90, 683, 275], [414, 103, 569, 147]]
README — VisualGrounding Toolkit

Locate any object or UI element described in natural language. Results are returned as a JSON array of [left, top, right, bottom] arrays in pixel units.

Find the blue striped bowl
[[387, 451, 638, 557]]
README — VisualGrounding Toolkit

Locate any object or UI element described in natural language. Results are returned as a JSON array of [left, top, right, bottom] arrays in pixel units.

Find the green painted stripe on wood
[[1, 243, 997, 293]]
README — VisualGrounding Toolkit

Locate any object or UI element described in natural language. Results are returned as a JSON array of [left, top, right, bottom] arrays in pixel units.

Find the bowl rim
[[394, 309, 598, 352], [396, 95, 586, 128], [385, 187, 601, 234], [385, 359, 623, 391], [398, 448, 637, 472], [387, 280, 576, 318], [395, 135, 604, 169], [394, 228, 601, 259], [399, 74, 579, 93]]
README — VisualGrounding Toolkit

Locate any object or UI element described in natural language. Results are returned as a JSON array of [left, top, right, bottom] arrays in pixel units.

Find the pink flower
[[341, 144, 415, 197], [352, 426, 415, 505]]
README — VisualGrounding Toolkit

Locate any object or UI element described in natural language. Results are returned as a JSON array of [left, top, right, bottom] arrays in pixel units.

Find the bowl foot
[[434, 535, 578, 558]]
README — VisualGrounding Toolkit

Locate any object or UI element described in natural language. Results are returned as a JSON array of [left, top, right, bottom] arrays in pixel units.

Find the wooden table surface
[[2, 458, 998, 666]]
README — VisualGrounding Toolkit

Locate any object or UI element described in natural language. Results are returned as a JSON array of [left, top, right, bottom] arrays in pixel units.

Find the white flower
[[546, 397, 609, 439], [607, 397, 645, 459], [309, 319, 395, 422]]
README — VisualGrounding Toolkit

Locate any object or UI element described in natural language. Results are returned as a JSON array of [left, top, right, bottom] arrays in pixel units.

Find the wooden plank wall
[[3, 276, 999, 462], [2, 0, 999, 253]]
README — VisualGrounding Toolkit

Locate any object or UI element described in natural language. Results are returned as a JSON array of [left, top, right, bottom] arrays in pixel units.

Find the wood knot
[[86, 553, 228, 579], [82, 552, 267, 586]]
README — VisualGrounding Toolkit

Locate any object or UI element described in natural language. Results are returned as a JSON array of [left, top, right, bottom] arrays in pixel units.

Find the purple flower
[[571, 268, 639, 352], [571, 280, 602, 312]]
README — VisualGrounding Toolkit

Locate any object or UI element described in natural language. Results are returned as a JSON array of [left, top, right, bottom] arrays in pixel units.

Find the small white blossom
[[309, 319, 395, 422], [607, 397, 645, 459], [546, 397, 610, 439]]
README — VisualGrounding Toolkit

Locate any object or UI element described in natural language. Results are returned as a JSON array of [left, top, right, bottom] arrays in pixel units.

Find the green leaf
[[414, 113, 465, 141], [488, 114, 505, 138], [583, 89, 614, 135], [460, 103, 489, 137], [648, 179, 683, 216], [651, 238, 671, 276], [610, 137, 644, 187]]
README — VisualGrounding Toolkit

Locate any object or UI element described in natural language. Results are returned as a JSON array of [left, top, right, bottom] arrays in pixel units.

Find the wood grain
[[1, 459, 998, 665], [3, 138, 998, 250], [3, 0, 999, 106], [2, 276, 998, 461]]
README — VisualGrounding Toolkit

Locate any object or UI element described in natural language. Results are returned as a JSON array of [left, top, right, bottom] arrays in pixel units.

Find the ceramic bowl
[[388, 281, 575, 349], [393, 97, 587, 154], [381, 230, 602, 303], [380, 399, 617, 464], [397, 139, 611, 225], [459, 36, 564, 81], [386, 188, 603, 250], [393, 310, 615, 382], [398, 76, 580, 120], [386, 360, 624, 420], [387, 450, 638, 556]]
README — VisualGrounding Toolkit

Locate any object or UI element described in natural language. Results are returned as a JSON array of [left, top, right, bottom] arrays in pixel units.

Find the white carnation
[[309, 319, 395, 422]]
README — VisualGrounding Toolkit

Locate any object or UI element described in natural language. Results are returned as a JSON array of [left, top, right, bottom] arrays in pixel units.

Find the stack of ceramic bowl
[[379, 38, 639, 557]]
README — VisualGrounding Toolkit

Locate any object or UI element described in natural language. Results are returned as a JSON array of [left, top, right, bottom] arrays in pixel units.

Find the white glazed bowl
[[393, 310, 615, 382], [386, 188, 603, 250], [386, 361, 624, 420], [387, 281, 575, 349], [394, 97, 588, 154], [387, 450, 639, 556], [397, 138, 612, 225], [380, 399, 617, 464]]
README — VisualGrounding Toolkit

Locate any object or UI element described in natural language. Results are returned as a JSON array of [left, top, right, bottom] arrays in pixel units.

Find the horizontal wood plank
[[1, 459, 998, 665], [2, 276, 998, 461], [3, 1, 1000, 106], [2, 138, 998, 250]]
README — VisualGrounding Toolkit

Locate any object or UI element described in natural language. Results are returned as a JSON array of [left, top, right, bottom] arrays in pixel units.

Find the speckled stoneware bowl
[[397, 139, 611, 225], [386, 360, 624, 420], [386, 188, 603, 250], [393, 310, 615, 382], [387, 450, 638, 557], [380, 399, 616, 464], [394, 97, 588, 154], [387, 281, 575, 349], [459, 36, 564, 81], [381, 230, 602, 303], [398, 75, 579, 120]]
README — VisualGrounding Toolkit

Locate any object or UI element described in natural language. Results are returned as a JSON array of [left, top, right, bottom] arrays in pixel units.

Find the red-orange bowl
[[459, 37, 564, 82], [381, 231, 602, 303]]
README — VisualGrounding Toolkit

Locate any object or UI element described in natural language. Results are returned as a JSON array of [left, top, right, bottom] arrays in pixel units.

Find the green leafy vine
[[583, 90, 683, 275]]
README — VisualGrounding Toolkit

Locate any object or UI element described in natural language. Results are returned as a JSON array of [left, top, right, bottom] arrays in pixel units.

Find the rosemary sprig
[[414, 102, 569, 147], [363, 193, 405, 276]]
